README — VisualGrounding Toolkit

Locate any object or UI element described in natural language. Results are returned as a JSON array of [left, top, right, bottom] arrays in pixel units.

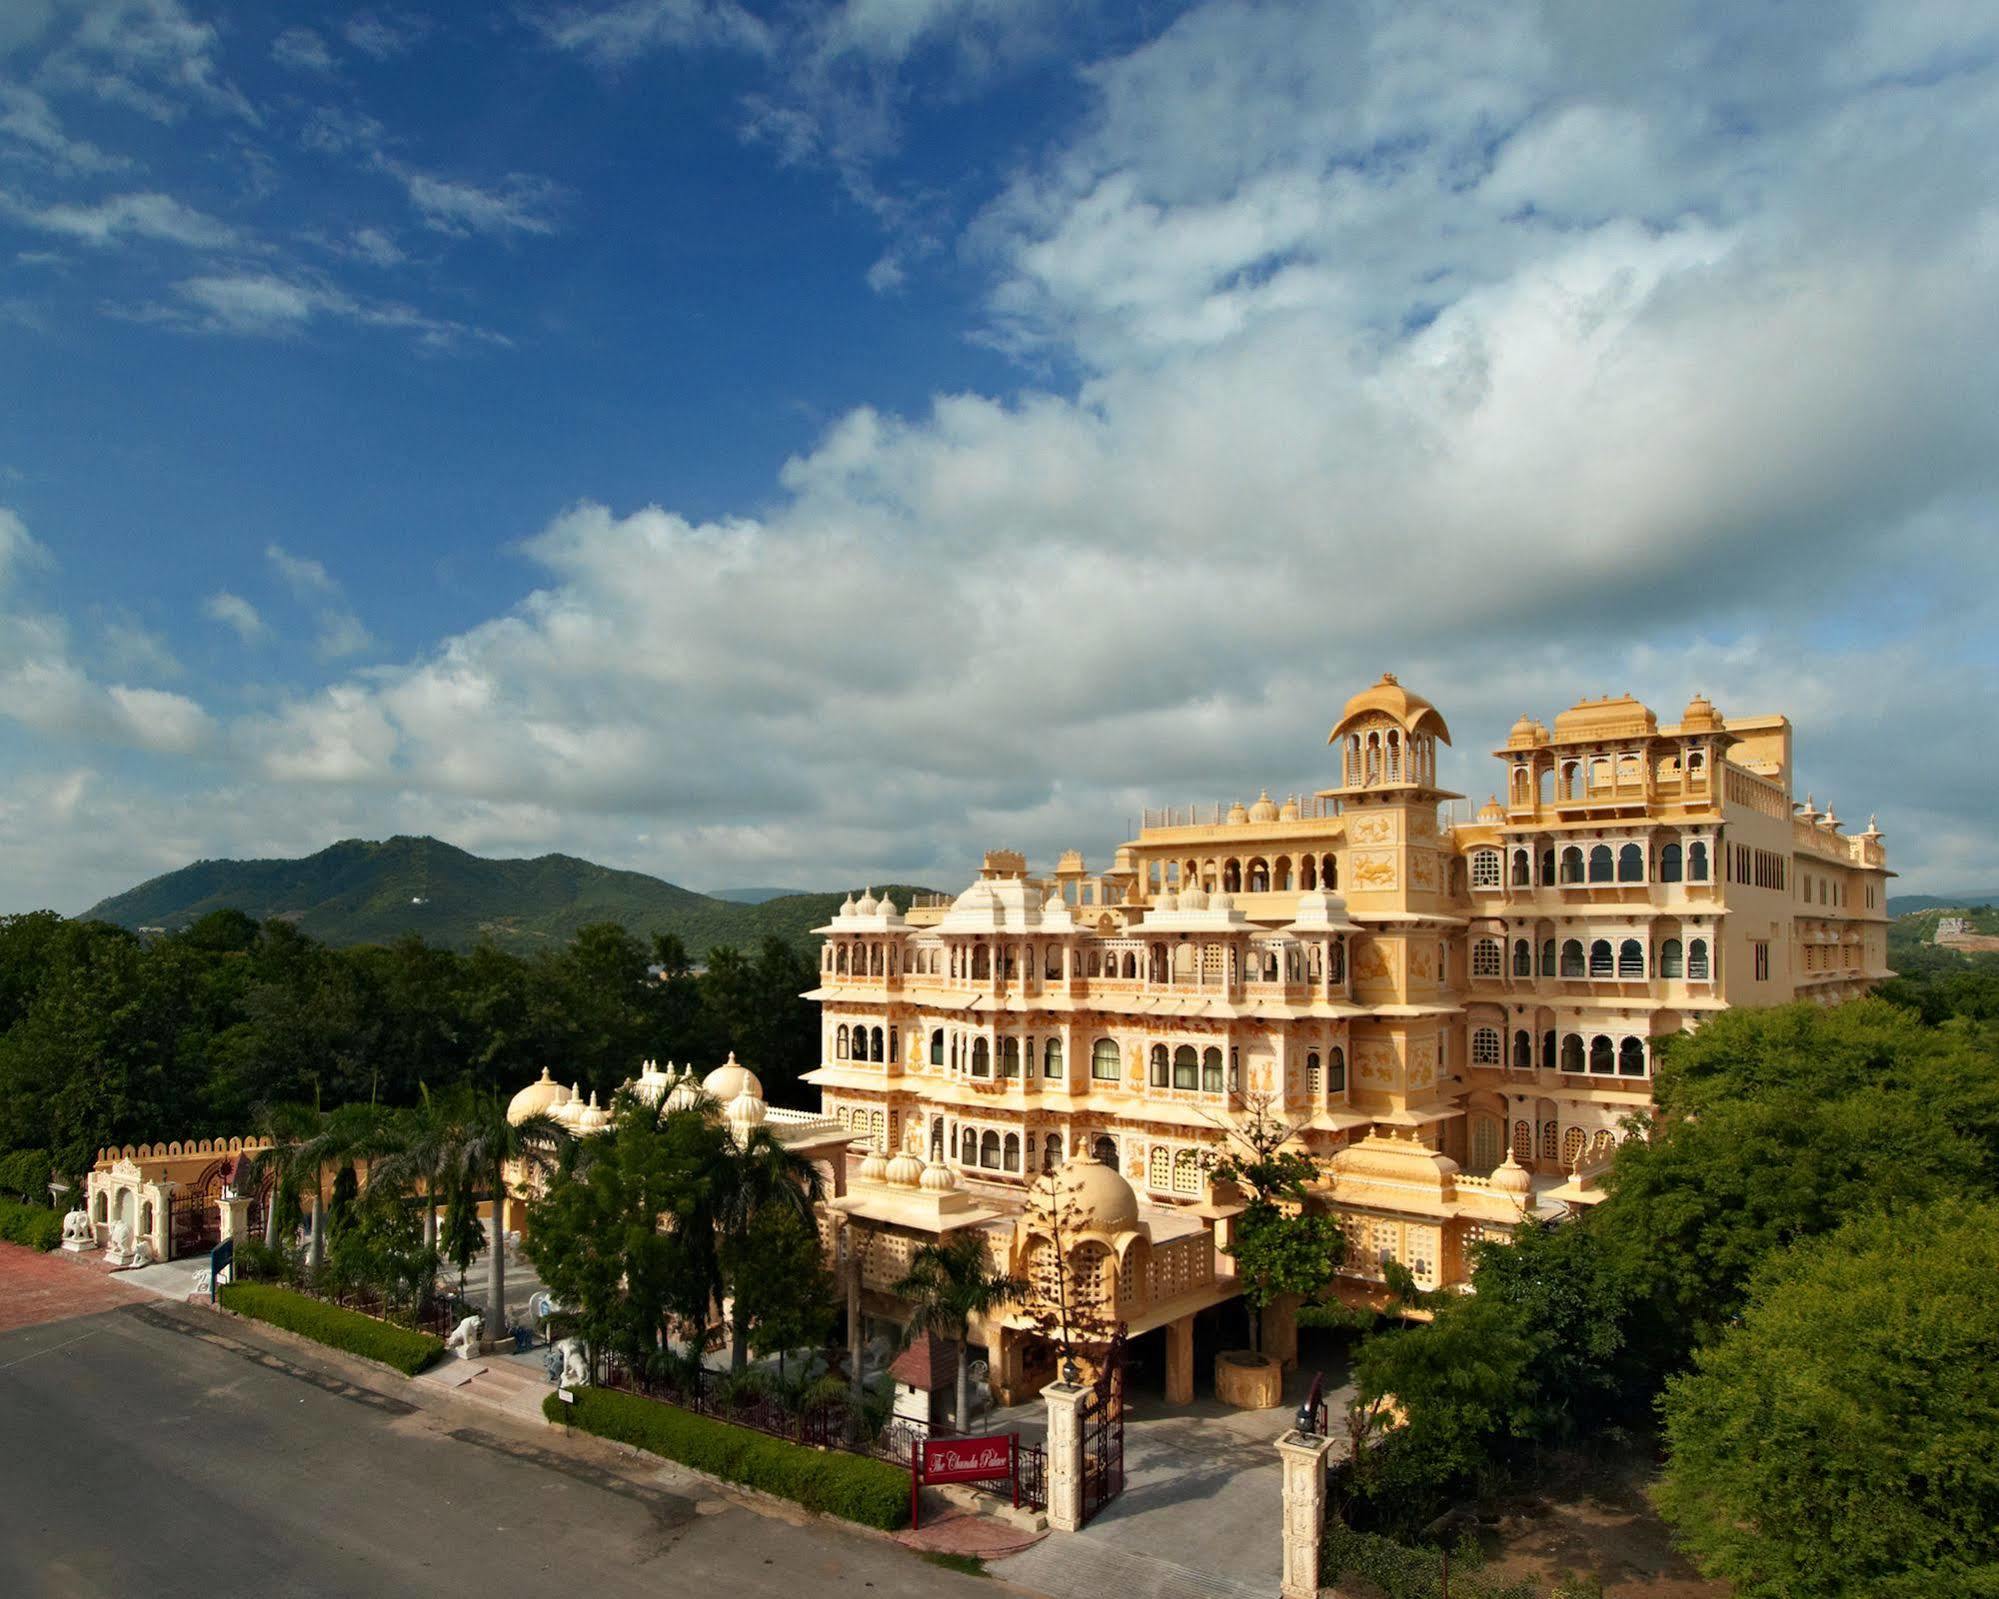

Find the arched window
[[889, 1026, 899, 1061], [1044, 1037, 1064, 1078], [1688, 938, 1710, 980], [930, 1029, 945, 1066], [1305, 1051, 1322, 1095], [1471, 1027, 1501, 1065], [871, 1026, 885, 1061], [971, 1037, 991, 1077], [1590, 1035, 1614, 1074], [1122, 952, 1138, 979], [1542, 1029, 1556, 1070], [980, 1131, 1001, 1168], [1201, 1047, 1223, 1092], [1148, 1145, 1170, 1190], [1512, 1029, 1532, 1070], [1619, 1038, 1646, 1076], [1043, 1133, 1062, 1171], [971, 945, 990, 979], [1540, 1121, 1559, 1161], [1618, 842, 1644, 882], [1471, 850, 1501, 889], [835, 1024, 850, 1059], [1561, 846, 1584, 883], [870, 945, 883, 976], [1091, 1038, 1120, 1081], [1618, 938, 1644, 978], [1561, 1034, 1584, 1072], [1323, 855, 1338, 890], [1540, 848, 1556, 884], [1003, 1133, 1021, 1172], [1000, 1037, 1020, 1077], [1660, 938, 1684, 978], [1659, 842, 1682, 883], [1687, 841, 1710, 882], [960, 1127, 977, 1165], [1589, 939, 1613, 977], [1562, 1127, 1587, 1167], [1512, 1120, 1533, 1163], [1472, 939, 1502, 978], [1173, 1045, 1197, 1090], [1093, 1134, 1118, 1167], [1540, 937, 1556, 975], [1561, 761, 1580, 799], [1328, 1046, 1346, 1093], [1150, 1045, 1169, 1088], [1588, 844, 1614, 883], [1223, 859, 1241, 893], [1046, 944, 1063, 978], [1561, 939, 1585, 977], [1248, 860, 1269, 893], [1328, 940, 1345, 984], [1511, 849, 1531, 887], [1300, 857, 1317, 890], [1512, 939, 1532, 977]]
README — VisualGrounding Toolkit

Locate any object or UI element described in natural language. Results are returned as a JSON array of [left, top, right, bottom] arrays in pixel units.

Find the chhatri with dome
[[791, 672, 1890, 1400]]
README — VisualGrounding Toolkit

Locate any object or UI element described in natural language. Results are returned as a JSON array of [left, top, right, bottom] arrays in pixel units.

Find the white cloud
[[38, 0, 258, 124], [97, 613, 181, 678], [344, 225, 404, 267], [203, 589, 264, 641], [0, 85, 130, 173], [160, 271, 500, 346], [0, 505, 47, 590], [534, 0, 772, 65], [342, 12, 430, 61], [375, 156, 562, 237], [0, 189, 239, 248], [271, 27, 337, 76], [266, 541, 337, 596]]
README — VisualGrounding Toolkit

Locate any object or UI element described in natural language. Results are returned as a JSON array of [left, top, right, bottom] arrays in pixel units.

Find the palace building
[[802, 674, 1892, 1319]]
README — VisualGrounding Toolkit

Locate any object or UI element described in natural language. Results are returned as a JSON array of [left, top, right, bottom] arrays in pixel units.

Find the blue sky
[[3, 0, 1997, 911]]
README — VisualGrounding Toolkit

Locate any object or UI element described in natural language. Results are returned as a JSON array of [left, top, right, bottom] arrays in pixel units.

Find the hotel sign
[[921, 1434, 1015, 1485]]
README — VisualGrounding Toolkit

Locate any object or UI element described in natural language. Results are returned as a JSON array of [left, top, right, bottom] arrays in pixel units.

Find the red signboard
[[921, 1434, 1015, 1484], [911, 1433, 1019, 1529]]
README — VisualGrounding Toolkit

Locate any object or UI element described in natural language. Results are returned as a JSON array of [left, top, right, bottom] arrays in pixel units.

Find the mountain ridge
[[83, 835, 936, 958]]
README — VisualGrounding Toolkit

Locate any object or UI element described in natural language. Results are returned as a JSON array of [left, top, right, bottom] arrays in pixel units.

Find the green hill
[[1888, 892, 1999, 916], [82, 836, 937, 958]]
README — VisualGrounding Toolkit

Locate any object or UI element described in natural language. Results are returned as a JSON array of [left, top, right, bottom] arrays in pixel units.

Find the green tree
[[893, 1233, 1024, 1433], [727, 1204, 837, 1373], [1657, 1200, 1999, 1599], [1207, 1092, 1345, 1353]]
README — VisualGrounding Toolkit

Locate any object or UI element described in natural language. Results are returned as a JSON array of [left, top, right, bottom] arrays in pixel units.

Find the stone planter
[[1215, 1349, 1283, 1409]]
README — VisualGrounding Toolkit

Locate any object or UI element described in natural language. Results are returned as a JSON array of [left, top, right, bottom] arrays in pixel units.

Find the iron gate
[[1079, 1331, 1126, 1524], [169, 1160, 224, 1259]]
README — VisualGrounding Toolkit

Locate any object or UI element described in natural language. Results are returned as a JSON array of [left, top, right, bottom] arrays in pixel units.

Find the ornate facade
[[804, 674, 1892, 1296]]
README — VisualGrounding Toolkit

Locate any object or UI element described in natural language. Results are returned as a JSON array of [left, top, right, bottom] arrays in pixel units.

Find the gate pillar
[[1276, 1426, 1336, 1599], [217, 1195, 255, 1250], [1041, 1379, 1088, 1533]]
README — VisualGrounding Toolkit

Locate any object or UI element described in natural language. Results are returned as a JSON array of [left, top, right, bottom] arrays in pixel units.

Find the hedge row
[[0, 1198, 62, 1251], [545, 1385, 910, 1531], [218, 1282, 444, 1375]]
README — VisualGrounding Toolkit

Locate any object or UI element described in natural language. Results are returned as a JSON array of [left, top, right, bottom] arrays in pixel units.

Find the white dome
[[725, 1087, 767, 1135], [858, 1149, 891, 1185], [702, 1053, 763, 1104], [919, 1158, 959, 1194], [507, 1068, 569, 1125], [885, 1150, 924, 1187], [1031, 1155, 1140, 1236]]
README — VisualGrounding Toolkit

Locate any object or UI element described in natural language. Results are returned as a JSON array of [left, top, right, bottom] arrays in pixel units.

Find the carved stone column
[[216, 1194, 255, 1253], [1276, 1426, 1335, 1599], [1164, 1314, 1195, 1406], [1042, 1379, 1088, 1533]]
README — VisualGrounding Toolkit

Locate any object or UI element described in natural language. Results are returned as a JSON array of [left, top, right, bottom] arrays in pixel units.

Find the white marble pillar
[[1042, 1379, 1088, 1533], [1277, 1426, 1336, 1599]]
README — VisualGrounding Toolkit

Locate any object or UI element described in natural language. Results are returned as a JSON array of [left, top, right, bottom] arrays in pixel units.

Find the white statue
[[445, 1314, 484, 1360], [104, 1218, 133, 1264], [556, 1337, 589, 1388], [129, 1237, 153, 1268], [61, 1210, 94, 1245]]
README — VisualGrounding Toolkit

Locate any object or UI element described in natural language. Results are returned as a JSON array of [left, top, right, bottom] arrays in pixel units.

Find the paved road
[[0, 1294, 995, 1599]]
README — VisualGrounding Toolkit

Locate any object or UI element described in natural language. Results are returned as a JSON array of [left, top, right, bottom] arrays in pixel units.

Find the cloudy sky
[[3, 0, 1996, 912]]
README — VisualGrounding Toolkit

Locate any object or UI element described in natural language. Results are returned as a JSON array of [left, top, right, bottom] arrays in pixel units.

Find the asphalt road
[[0, 1300, 992, 1599]]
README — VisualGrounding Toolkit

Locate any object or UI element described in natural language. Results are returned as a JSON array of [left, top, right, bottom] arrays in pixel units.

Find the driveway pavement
[[0, 1258, 999, 1599]]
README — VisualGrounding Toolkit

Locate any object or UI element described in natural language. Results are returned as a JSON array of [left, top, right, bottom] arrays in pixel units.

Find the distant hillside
[[83, 836, 936, 958], [707, 887, 812, 904], [1889, 892, 1999, 916]]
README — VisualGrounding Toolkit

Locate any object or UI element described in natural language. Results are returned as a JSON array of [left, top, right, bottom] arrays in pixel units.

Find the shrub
[[218, 1282, 444, 1375], [0, 1198, 63, 1250], [0, 1149, 52, 1204], [545, 1385, 910, 1530], [1321, 1520, 1538, 1599]]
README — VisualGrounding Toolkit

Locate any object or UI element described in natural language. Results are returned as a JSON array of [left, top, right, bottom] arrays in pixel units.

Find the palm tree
[[706, 1124, 826, 1373], [454, 1090, 569, 1336], [238, 1102, 322, 1250], [893, 1234, 1025, 1434], [370, 1084, 467, 1254]]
